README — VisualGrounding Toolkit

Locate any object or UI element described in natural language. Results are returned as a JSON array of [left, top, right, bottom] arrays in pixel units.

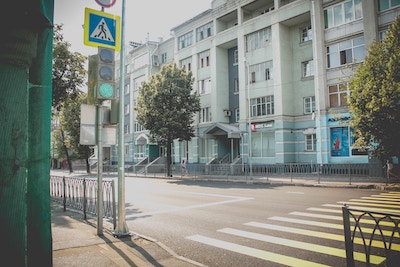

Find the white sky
[[54, 0, 212, 56]]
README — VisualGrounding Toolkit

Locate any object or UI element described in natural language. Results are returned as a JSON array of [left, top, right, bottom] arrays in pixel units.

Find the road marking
[[323, 204, 400, 214], [291, 211, 398, 227], [218, 228, 385, 265], [186, 234, 331, 267], [126, 192, 253, 219], [245, 221, 400, 251], [361, 196, 400, 202], [269, 216, 397, 237], [338, 200, 400, 208]]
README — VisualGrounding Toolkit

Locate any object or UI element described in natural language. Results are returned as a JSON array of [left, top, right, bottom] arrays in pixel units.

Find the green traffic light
[[99, 83, 113, 98]]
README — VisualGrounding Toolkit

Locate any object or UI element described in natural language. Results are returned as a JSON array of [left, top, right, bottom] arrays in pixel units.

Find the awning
[[203, 122, 243, 139], [135, 133, 149, 145]]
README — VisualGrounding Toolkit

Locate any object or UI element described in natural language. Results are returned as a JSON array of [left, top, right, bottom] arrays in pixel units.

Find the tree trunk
[[60, 128, 73, 173], [85, 147, 90, 174], [166, 139, 172, 177]]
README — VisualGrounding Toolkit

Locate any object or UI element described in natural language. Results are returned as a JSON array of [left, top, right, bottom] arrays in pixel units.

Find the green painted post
[[0, 0, 54, 265], [27, 7, 54, 265]]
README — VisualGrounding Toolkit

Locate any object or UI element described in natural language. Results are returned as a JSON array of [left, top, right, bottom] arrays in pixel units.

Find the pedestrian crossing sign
[[84, 8, 120, 51]]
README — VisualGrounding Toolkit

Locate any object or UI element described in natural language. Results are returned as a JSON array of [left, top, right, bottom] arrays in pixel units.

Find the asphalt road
[[121, 178, 399, 267]]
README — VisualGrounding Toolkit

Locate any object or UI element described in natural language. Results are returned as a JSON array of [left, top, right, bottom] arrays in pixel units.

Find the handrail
[[342, 205, 400, 267], [50, 175, 116, 229]]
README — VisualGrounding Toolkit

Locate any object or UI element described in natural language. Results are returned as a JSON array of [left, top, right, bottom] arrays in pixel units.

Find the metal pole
[[114, 0, 129, 237], [97, 104, 103, 235], [245, 59, 253, 179]]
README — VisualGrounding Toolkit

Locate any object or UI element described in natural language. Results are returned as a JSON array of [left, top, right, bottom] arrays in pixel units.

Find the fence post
[[348, 163, 352, 185], [342, 205, 355, 267], [63, 176, 66, 211], [290, 163, 293, 183], [83, 178, 87, 220], [111, 180, 116, 230]]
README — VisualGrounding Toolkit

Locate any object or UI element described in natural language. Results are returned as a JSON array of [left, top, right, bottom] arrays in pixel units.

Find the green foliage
[[136, 63, 201, 143], [52, 24, 87, 111], [349, 16, 400, 160], [136, 63, 200, 176], [59, 95, 91, 159]]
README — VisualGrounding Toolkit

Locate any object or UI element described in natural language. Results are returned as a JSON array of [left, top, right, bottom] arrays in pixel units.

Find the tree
[[349, 16, 400, 161], [52, 24, 91, 172], [56, 95, 93, 173], [52, 24, 87, 111], [136, 63, 201, 177]]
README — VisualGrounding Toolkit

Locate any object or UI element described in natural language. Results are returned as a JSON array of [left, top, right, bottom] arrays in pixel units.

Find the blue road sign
[[84, 8, 120, 51]]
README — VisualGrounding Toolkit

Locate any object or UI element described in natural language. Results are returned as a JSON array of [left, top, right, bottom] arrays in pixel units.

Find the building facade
[[112, 0, 400, 168]]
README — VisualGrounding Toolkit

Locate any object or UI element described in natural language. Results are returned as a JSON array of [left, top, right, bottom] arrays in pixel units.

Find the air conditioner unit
[[224, 110, 232, 117]]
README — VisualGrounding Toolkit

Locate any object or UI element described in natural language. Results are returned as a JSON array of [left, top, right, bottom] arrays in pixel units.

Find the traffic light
[[97, 46, 115, 100]]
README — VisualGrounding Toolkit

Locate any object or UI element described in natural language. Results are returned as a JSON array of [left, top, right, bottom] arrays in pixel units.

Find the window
[[199, 107, 212, 123], [180, 57, 192, 72], [379, 30, 389, 41], [329, 83, 350, 107], [233, 78, 239, 94], [234, 108, 239, 123], [199, 50, 210, 68], [161, 52, 167, 64], [248, 61, 273, 83], [300, 25, 312, 43], [124, 124, 130, 134], [178, 31, 193, 50], [250, 95, 274, 117], [134, 122, 145, 132], [327, 37, 365, 68], [302, 60, 314, 77], [196, 21, 213, 41], [233, 49, 238, 65], [252, 131, 275, 157], [135, 144, 145, 159], [198, 78, 211, 95], [124, 83, 130, 95], [124, 144, 129, 156], [324, 0, 362, 29], [304, 96, 315, 114], [246, 27, 271, 52], [305, 134, 317, 151], [379, 0, 400, 11], [124, 103, 130, 115]]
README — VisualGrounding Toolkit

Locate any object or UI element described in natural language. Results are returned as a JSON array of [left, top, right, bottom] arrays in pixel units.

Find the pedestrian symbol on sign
[[91, 18, 115, 42], [84, 8, 120, 51]]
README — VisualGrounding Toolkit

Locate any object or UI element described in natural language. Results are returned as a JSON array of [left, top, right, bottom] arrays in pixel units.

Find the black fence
[[50, 175, 116, 229], [342, 205, 400, 267], [69, 162, 387, 184]]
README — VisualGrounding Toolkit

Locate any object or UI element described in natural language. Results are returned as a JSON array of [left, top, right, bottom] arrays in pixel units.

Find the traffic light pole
[[113, 0, 129, 237], [96, 102, 104, 235]]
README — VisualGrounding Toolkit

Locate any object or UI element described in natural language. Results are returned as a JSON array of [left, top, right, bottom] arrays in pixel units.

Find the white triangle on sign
[[90, 18, 115, 42]]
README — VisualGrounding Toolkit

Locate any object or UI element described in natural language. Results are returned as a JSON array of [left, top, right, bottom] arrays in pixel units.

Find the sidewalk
[[51, 170, 400, 266], [52, 203, 203, 267]]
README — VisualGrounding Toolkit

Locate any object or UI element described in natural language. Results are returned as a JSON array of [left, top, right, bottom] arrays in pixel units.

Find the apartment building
[[113, 0, 400, 167]]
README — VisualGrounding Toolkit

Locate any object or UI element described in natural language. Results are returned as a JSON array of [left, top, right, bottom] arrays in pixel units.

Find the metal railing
[[50, 175, 116, 229], [342, 205, 400, 267], [68, 162, 386, 183]]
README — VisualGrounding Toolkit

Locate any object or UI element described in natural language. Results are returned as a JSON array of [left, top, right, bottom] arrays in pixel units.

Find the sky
[[54, 0, 212, 56]]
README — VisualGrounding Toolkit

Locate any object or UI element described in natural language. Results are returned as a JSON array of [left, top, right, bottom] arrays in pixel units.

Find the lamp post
[[113, 0, 129, 237], [244, 58, 253, 179]]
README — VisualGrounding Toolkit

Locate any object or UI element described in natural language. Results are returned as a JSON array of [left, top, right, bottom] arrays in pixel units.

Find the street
[[119, 177, 399, 267]]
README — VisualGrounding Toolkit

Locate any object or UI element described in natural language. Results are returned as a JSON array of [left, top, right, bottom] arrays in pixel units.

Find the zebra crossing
[[186, 191, 400, 267]]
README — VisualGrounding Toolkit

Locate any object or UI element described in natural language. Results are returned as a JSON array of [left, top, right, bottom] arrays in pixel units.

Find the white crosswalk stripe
[[185, 191, 400, 266]]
